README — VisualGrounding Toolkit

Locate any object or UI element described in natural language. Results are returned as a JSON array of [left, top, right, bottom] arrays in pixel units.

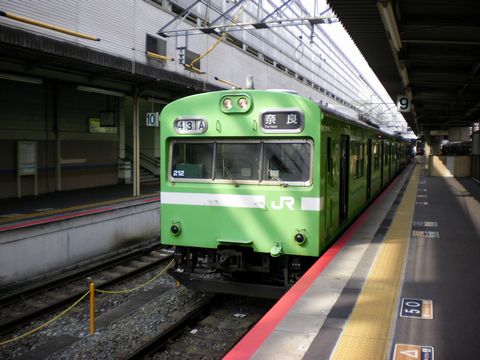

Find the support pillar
[[132, 88, 141, 197]]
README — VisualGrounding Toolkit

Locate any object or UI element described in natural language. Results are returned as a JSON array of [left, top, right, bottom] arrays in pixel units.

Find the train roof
[[169, 89, 406, 142], [315, 101, 404, 141], [262, 90, 402, 141]]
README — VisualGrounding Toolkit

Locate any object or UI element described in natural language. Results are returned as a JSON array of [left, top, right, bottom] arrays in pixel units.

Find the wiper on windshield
[[268, 170, 287, 187], [223, 166, 239, 187]]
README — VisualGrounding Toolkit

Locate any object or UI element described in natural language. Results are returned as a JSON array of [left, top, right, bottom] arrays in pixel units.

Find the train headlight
[[294, 230, 307, 245], [238, 97, 248, 109], [170, 223, 182, 236], [220, 94, 252, 113], [222, 98, 233, 110]]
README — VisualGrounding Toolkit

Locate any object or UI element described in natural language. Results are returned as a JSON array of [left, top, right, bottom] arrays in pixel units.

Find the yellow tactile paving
[[331, 165, 420, 360]]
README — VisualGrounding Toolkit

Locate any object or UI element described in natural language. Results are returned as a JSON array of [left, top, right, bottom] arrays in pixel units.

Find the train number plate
[[174, 118, 208, 134]]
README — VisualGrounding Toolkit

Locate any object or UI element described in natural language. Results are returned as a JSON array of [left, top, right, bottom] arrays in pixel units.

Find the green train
[[160, 90, 410, 298]]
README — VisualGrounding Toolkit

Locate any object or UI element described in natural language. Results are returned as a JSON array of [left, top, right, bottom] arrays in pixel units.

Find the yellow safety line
[[331, 165, 419, 360], [0, 193, 158, 225]]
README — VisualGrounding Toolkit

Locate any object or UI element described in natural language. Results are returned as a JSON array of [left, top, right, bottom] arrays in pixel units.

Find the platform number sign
[[397, 95, 411, 112], [146, 112, 159, 127]]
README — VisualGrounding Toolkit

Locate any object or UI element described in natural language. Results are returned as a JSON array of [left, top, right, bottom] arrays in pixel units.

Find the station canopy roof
[[327, 0, 480, 135]]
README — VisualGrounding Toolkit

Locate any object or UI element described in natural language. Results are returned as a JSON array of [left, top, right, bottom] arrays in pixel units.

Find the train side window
[[359, 143, 365, 177], [384, 142, 390, 164], [351, 141, 364, 179], [350, 142, 357, 178], [373, 142, 380, 171]]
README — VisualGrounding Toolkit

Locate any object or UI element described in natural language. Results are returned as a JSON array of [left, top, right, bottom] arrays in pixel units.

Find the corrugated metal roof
[[329, 0, 480, 132]]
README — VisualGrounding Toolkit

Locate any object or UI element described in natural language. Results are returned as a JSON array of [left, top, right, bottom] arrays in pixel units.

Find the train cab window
[[262, 142, 311, 182], [169, 140, 312, 185], [215, 143, 261, 181], [171, 143, 213, 179]]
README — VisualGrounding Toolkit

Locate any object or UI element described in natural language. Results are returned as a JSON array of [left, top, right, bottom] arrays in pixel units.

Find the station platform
[[0, 183, 159, 232], [0, 183, 160, 287], [225, 161, 480, 360]]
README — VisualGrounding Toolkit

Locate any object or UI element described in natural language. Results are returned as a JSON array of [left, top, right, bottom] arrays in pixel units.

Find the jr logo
[[271, 196, 295, 210]]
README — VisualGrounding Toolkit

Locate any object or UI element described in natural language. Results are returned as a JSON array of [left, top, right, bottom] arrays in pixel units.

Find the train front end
[[160, 90, 322, 298]]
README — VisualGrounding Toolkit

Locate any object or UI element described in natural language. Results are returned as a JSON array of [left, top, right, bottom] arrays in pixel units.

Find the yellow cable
[[95, 259, 175, 295], [0, 11, 99, 41], [0, 259, 174, 346], [0, 290, 90, 346], [189, 32, 227, 69], [189, 7, 244, 70], [146, 51, 174, 61]]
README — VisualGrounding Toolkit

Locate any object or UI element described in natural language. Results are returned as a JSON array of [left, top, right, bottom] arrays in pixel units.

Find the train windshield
[[170, 140, 312, 185]]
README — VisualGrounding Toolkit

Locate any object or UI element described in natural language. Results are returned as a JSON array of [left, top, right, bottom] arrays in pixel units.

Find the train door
[[380, 141, 384, 187], [367, 138, 372, 200], [325, 137, 335, 235], [393, 143, 397, 173], [388, 142, 392, 179], [385, 141, 390, 180], [339, 135, 349, 223]]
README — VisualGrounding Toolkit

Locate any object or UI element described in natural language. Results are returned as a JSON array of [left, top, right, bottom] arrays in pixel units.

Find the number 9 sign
[[397, 95, 411, 112]]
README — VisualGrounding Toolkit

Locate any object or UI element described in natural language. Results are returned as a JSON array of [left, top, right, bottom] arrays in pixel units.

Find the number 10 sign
[[146, 112, 159, 127]]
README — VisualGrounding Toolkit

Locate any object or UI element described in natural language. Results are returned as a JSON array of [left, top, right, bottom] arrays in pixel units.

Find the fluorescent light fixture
[[378, 1, 402, 51], [0, 72, 42, 84], [400, 67, 410, 87], [146, 97, 170, 104], [77, 85, 124, 97], [405, 87, 413, 99]]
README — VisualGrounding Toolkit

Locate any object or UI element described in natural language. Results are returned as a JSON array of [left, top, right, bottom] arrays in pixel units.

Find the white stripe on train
[[160, 192, 323, 211]]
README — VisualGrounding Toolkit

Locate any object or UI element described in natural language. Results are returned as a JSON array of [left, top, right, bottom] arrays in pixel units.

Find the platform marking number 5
[[400, 298, 433, 319]]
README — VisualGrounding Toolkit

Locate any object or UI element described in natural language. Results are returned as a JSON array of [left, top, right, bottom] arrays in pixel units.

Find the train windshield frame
[[168, 139, 313, 186]]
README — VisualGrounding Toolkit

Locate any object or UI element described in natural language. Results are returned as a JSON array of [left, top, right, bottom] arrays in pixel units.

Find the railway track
[[125, 294, 274, 359], [0, 241, 173, 335]]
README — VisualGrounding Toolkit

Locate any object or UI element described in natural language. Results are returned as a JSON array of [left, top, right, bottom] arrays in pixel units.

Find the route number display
[[174, 118, 207, 134]]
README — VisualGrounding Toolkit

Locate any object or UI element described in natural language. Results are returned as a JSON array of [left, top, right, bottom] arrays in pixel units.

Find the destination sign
[[174, 118, 207, 134], [260, 110, 304, 133]]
